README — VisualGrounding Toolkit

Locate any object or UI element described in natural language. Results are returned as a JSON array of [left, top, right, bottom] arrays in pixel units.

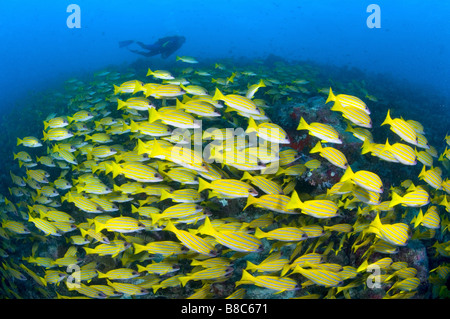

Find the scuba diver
[[119, 36, 186, 59]]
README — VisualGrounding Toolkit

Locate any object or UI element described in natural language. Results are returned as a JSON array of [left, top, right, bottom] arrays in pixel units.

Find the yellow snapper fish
[[146, 68, 175, 80], [331, 102, 372, 128], [246, 117, 290, 144], [212, 88, 260, 115], [254, 226, 307, 242], [117, 96, 155, 111], [245, 251, 289, 273], [43, 128, 74, 141], [180, 85, 209, 96], [389, 187, 430, 208], [297, 117, 342, 144], [244, 194, 296, 214], [310, 142, 348, 169], [326, 88, 370, 114], [236, 269, 299, 293], [418, 165, 443, 190], [380, 139, 417, 166], [381, 109, 418, 146], [43, 117, 69, 130], [286, 191, 340, 218], [17, 136, 43, 148], [412, 207, 440, 229], [176, 55, 199, 64], [246, 79, 266, 99], [241, 171, 283, 195], [149, 108, 200, 129], [293, 265, 343, 287], [198, 216, 263, 253], [163, 220, 218, 257], [366, 214, 410, 246], [198, 177, 258, 198], [94, 216, 146, 233], [340, 166, 383, 193]]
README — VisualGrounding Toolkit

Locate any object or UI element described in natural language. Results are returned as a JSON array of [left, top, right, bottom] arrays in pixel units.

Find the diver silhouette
[[120, 36, 186, 59]]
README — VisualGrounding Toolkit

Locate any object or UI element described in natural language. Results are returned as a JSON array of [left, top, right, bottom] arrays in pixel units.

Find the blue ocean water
[[1, 1, 450, 302], [0, 1, 448, 110]]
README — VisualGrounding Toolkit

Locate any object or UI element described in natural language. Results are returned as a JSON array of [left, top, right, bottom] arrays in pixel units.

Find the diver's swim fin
[[119, 40, 134, 48]]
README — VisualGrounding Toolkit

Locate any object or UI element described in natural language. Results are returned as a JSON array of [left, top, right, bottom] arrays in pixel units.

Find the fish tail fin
[[380, 138, 392, 155], [212, 88, 225, 101], [133, 243, 146, 255], [245, 117, 258, 134], [148, 107, 160, 123], [149, 139, 166, 159], [369, 214, 383, 233], [361, 139, 374, 155], [418, 165, 427, 179], [286, 190, 303, 210], [146, 68, 153, 77], [296, 117, 309, 131], [241, 171, 253, 181], [159, 189, 172, 201], [175, 99, 184, 110], [117, 99, 126, 110], [133, 81, 143, 94], [330, 100, 343, 112], [198, 216, 218, 237], [310, 141, 323, 154], [236, 269, 255, 286], [163, 220, 177, 233], [340, 166, 354, 183], [111, 162, 122, 178], [293, 265, 305, 275], [136, 139, 148, 155], [197, 177, 211, 193], [414, 209, 424, 228], [356, 260, 369, 272], [42, 131, 48, 142], [325, 87, 336, 104], [389, 192, 403, 207], [129, 120, 139, 133], [178, 276, 191, 287], [345, 122, 355, 133], [136, 264, 147, 273], [243, 194, 258, 210], [150, 213, 163, 225], [131, 205, 139, 214], [280, 264, 292, 277], [381, 109, 392, 126], [17, 137, 22, 146], [245, 261, 258, 271], [84, 247, 95, 255], [94, 220, 106, 234], [227, 72, 236, 84], [258, 79, 266, 87], [113, 85, 120, 95], [254, 227, 266, 239]]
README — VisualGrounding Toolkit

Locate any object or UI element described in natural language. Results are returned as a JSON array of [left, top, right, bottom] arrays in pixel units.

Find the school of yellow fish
[[1, 56, 450, 299]]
